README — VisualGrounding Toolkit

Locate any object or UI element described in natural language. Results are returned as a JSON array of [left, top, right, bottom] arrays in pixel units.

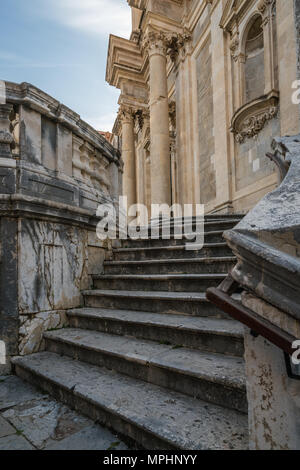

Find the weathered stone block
[[41, 116, 57, 171], [20, 107, 42, 164]]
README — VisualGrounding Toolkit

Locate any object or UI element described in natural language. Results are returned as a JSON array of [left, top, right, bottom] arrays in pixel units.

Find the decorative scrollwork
[[231, 93, 279, 144]]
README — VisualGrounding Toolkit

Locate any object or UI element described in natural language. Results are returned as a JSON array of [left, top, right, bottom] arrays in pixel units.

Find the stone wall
[[0, 82, 122, 373], [196, 36, 216, 205], [235, 116, 280, 192]]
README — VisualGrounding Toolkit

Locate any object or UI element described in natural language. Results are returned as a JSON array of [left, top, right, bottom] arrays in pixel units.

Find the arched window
[[244, 16, 265, 103]]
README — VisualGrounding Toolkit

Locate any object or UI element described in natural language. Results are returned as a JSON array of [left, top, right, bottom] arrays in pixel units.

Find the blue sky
[[0, 0, 131, 131]]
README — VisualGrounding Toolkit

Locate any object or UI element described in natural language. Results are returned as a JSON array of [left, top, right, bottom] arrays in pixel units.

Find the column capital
[[135, 108, 150, 131], [118, 105, 135, 125], [142, 31, 168, 58], [143, 30, 191, 62]]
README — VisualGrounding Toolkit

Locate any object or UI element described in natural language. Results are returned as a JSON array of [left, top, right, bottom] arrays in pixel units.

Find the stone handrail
[[224, 134, 300, 319]]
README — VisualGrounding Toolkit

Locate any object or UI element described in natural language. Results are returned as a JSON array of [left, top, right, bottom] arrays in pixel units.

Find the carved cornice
[[127, 0, 147, 9], [220, 0, 257, 33], [231, 92, 279, 144], [106, 35, 144, 88]]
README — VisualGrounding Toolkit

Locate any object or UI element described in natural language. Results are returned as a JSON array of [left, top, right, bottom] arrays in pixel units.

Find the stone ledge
[[0, 194, 103, 229]]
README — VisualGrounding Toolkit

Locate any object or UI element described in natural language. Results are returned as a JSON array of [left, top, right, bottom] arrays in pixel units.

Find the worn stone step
[[147, 219, 241, 232], [92, 274, 226, 292], [67, 308, 244, 356], [112, 243, 233, 261], [104, 257, 236, 275], [150, 215, 244, 225], [83, 290, 229, 317], [120, 231, 227, 249], [43, 329, 246, 413], [13, 352, 248, 450]]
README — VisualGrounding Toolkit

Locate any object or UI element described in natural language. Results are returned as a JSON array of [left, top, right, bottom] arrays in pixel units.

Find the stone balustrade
[[0, 81, 121, 208], [0, 82, 122, 373]]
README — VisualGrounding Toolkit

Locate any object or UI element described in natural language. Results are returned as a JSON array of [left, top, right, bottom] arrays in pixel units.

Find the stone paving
[[0, 375, 128, 450]]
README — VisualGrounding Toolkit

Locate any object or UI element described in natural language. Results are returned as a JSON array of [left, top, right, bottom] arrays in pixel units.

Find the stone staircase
[[13, 215, 249, 450]]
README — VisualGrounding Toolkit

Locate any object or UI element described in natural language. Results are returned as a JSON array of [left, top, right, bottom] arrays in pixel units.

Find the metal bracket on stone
[[206, 275, 297, 357]]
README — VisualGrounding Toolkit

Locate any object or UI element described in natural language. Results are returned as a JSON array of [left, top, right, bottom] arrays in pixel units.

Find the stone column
[[145, 31, 171, 209], [119, 106, 136, 211]]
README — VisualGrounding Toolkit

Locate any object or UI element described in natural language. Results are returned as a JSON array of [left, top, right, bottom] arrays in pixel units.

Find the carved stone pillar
[[0, 104, 14, 158], [258, 0, 276, 94], [230, 31, 246, 110], [144, 31, 171, 210], [119, 106, 136, 211]]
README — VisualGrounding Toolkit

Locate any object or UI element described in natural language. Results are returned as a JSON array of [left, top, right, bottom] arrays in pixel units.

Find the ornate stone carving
[[131, 29, 140, 44], [142, 31, 168, 57], [230, 35, 239, 61], [169, 101, 176, 129], [165, 31, 191, 63], [118, 105, 135, 124], [258, 0, 274, 26], [257, 0, 273, 15], [143, 30, 191, 62], [231, 93, 279, 144], [135, 109, 149, 131]]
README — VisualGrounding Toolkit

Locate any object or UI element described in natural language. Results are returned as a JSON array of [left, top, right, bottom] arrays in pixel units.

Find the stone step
[[43, 329, 247, 413], [67, 308, 244, 356], [112, 243, 233, 261], [13, 352, 248, 450], [83, 290, 229, 317], [150, 215, 244, 225], [120, 231, 226, 249], [145, 219, 241, 232], [104, 257, 236, 275], [92, 274, 226, 292]]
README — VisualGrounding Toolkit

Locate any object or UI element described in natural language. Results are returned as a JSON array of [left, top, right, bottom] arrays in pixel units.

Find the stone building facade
[[106, 0, 300, 217], [1, 0, 300, 451], [104, 0, 300, 449]]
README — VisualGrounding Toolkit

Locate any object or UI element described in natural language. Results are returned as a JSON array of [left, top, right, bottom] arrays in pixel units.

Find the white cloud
[[46, 0, 132, 38], [83, 111, 118, 132], [0, 50, 82, 69]]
